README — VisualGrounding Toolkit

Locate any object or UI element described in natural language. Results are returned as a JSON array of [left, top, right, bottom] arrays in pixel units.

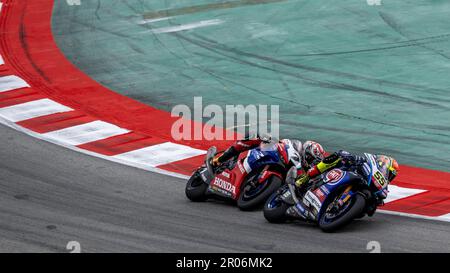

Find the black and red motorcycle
[[185, 141, 294, 210]]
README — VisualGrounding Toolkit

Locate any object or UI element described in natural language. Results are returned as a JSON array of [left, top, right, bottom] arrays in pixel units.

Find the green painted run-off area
[[52, 0, 450, 172]]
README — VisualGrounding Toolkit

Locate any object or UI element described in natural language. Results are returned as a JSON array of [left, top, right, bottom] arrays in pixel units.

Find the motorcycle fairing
[[313, 169, 360, 220], [207, 160, 247, 198], [204, 143, 287, 200], [243, 146, 281, 173]]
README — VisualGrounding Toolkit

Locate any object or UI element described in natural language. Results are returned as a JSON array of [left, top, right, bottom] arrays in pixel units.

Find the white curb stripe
[[0, 75, 30, 92], [42, 120, 130, 146], [437, 213, 450, 222], [384, 185, 427, 203], [0, 98, 72, 122], [113, 142, 206, 167]]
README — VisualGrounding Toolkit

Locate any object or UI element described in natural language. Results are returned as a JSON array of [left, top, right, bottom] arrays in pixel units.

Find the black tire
[[319, 192, 366, 232], [185, 171, 208, 202], [263, 192, 290, 223], [237, 176, 282, 211], [355, 212, 366, 219]]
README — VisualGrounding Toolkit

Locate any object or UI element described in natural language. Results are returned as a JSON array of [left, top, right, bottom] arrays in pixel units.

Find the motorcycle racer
[[295, 150, 400, 199], [212, 134, 327, 175], [278, 150, 400, 221]]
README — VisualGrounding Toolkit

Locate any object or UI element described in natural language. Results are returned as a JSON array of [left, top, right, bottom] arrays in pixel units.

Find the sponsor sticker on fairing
[[282, 190, 291, 199], [221, 171, 230, 179], [320, 185, 330, 194], [325, 169, 344, 185], [304, 191, 322, 211], [212, 177, 236, 195], [313, 188, 326, 203]]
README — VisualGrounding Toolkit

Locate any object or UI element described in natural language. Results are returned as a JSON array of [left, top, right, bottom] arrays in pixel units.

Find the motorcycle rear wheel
[[185, 170, 209, 202]]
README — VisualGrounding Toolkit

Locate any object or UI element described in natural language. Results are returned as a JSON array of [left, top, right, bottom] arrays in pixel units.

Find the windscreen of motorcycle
[[244, 148, 280, 173], [259, 141, 277, 151]]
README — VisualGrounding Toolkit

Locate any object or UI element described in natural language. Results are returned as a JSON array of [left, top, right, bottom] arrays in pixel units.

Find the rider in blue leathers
[[289, 150, 400, 220]]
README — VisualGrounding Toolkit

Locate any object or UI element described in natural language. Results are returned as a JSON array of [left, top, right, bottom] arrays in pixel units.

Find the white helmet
[[302, 141, 326, 169]]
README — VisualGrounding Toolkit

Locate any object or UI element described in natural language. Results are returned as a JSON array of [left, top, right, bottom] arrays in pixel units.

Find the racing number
[[373, 171, 387, 186]]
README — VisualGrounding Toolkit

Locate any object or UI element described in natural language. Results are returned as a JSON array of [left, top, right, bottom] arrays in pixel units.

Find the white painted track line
[[437, 213, 450, 222], [0, 75, 30, 92], [113, 142, 206, 167], [0, 98, 72, 122], [150, 19, 224, 34], [138, 17, 172, 24], [384, 185, 427, 203], [42, 120, 130, 146], [379, 210, 450, 223]]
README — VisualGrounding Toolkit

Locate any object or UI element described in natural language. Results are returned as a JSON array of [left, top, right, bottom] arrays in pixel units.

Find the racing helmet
[[302, 141, 326, 168], [376, 155, 400, 182], [290, 139, 303, 154]]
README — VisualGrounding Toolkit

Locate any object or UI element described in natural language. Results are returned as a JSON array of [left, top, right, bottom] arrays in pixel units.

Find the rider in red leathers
[[212, 134, 327, 175]]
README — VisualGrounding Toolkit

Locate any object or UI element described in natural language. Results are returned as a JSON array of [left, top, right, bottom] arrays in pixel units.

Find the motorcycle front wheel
[[263, 191, 290, 223], [237, 176, 282, 211], [318, 191, 366, 232]]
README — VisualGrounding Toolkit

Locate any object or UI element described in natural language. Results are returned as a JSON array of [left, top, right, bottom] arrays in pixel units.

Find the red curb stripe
[[0, 88, 34, 100], [416, 198, 450, 216], [382, 191, 450, 216], [0, 67, 12, 74], [0, 88, 45, 108], [77, 132, 166, 156], [157, 155, 206, 176], [16, 110, 97, 134], [395, 165, 450, 190]]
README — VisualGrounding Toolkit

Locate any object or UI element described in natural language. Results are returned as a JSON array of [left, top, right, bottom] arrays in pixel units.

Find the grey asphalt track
[[0, 123, 449, 253]]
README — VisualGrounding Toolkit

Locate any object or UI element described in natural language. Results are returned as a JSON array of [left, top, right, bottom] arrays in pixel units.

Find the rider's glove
[[295, 174, 310, 188], [212, 156, 221, 166]]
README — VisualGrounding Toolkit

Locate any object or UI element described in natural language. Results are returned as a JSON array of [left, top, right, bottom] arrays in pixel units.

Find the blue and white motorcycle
[[263, 154, 389, 232]]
